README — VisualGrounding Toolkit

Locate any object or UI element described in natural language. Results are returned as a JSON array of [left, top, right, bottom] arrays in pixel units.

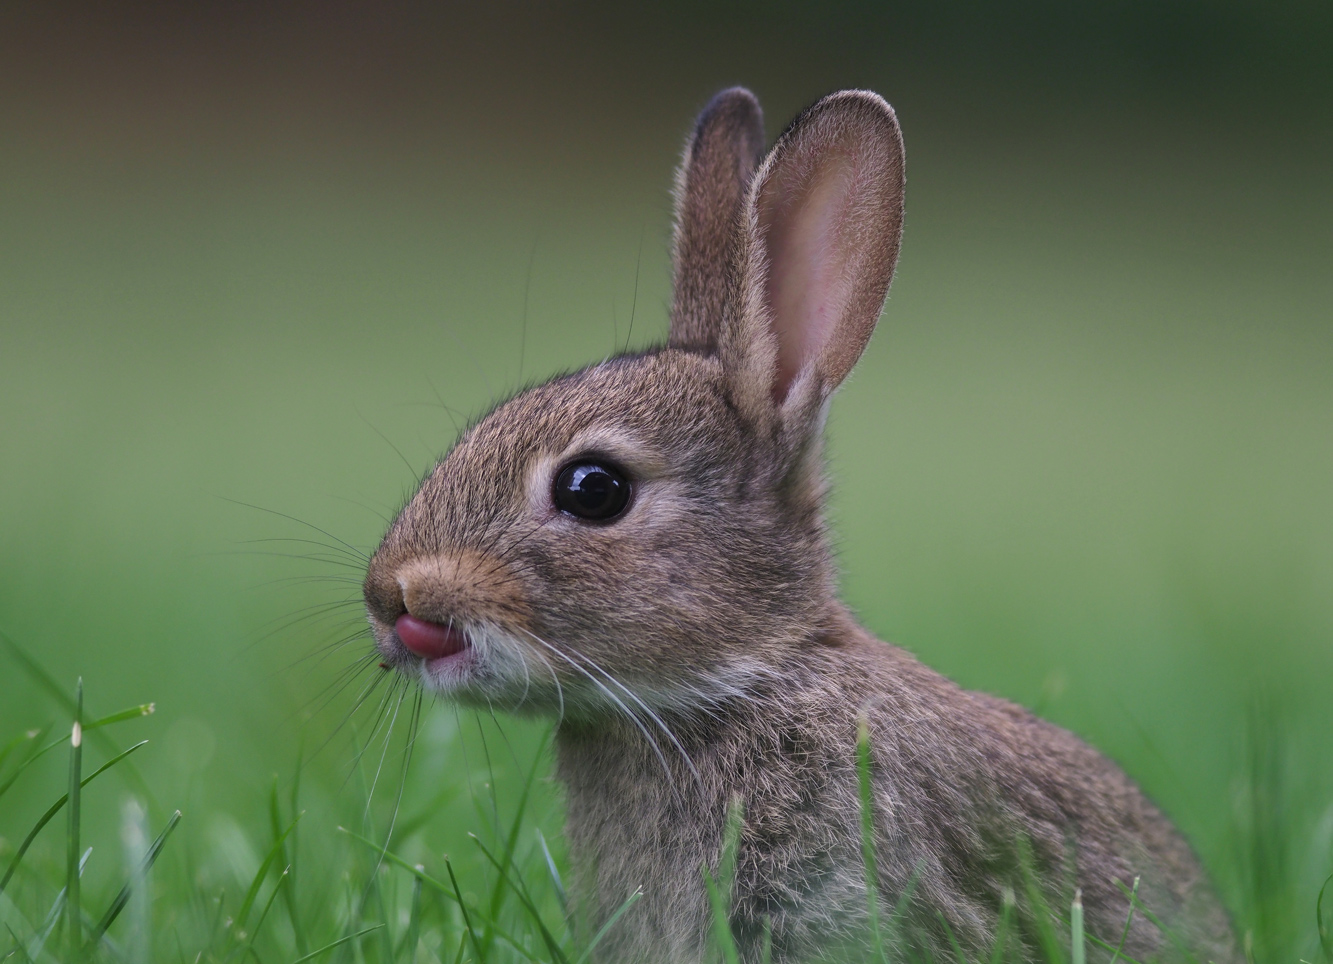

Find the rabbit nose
[[395, 614, 468, 660]]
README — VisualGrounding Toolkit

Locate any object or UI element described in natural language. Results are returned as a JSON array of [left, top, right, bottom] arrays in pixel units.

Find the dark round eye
[[553, 461, 632, 521]]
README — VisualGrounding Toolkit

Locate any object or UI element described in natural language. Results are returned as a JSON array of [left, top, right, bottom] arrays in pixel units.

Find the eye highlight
[[553, 461, 632, 521]]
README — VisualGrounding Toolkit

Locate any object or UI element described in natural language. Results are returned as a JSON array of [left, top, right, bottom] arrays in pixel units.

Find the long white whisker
[[351, 675, 399, 771], [521, 629, 677, 794], [531, 648, 566, 724], [559, 640, 702, 783], [516, 635, 534, 707], [364, 683, 406, 823], [474, 712, 501, 838], [373, 688, 421, 876]]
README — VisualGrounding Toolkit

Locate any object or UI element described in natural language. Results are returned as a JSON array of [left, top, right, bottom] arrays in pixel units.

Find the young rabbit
[[362, 88, 1238, 963]]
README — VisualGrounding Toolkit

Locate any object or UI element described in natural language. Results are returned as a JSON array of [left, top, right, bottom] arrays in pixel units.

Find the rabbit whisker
[[328, 670, 399, 790], [354, 673, 404, 772], [384, 690, 423, 843], [285, 625, 377, 678], [254, 574, 366, 589], [557, 639, 702, 784], [424, 373, 465, 439], [530, 648, 566, 724], [223, 548, 369, 571], [240, 535, 372, 566], [245, 598, 368, 655], [520, 629, 685, 794], [491, 515, 559, 566], [363, 681, 408, 822], [220, 497, 371, 562], [293, 651, 380, 732]]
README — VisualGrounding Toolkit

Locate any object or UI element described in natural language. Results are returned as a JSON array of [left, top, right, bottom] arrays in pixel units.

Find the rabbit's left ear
[[722, 90, 905, 424], [668, 88, 766, 354]]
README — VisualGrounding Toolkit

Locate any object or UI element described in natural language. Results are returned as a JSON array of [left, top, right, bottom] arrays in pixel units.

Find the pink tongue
[[395, 614, 468, 660]]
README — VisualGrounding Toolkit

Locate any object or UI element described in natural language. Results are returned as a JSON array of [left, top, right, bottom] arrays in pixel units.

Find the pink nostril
[[395, 614, 468, 660]]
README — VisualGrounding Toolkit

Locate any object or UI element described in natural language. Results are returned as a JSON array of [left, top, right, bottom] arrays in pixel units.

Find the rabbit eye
[[553, 461, 632, 521]]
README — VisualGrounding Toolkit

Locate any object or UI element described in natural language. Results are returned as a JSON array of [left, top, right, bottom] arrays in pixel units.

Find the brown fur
[[362, 89, 1238, 963]]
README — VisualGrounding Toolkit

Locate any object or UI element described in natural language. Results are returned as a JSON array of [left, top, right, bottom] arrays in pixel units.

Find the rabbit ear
[[668, 88, 766, 354], [723, 90, 905, 422]]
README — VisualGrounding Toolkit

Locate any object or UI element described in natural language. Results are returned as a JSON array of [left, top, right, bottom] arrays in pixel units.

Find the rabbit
[[362, 88, 1239, 964]]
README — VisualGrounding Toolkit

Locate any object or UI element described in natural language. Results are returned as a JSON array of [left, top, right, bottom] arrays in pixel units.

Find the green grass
[[0, 653, 1329, 962], [0, 649, 573, 963]]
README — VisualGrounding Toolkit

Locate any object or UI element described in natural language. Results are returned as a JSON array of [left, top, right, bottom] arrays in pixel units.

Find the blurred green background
[[1, 1, 1330, 958]]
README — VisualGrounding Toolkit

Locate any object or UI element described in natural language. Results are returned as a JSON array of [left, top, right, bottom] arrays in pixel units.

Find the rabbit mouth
[[395, 613, 469, 661], [393, 614, 479, 686], [389, 617, 551, 705]]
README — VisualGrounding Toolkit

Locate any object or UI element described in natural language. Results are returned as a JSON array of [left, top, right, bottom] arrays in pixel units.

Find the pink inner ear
[[762, 154, 857, 402]]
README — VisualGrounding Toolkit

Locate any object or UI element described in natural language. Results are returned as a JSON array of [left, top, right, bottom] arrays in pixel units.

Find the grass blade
[[338, 824, 542, 960], [479, 736, 546, 956], [87, 809, 183, 946], [336, 825, 459, 905], [25, 886, 67, 962], [403, 868, 424, 964], [535, 828, 567, 915], [240, 865, 289, 959], [236, 812, 303, 935], [370, 856, 396, 962], [1071, 889, 1085, 964], [572, 887, 642, 964], [1016, 836, 1064, 964], [719, 796, 743, 892], [1107, 876, 1140, 964], [470, 832, 572, 964], [270, 774, 309, 959], [703, 866, 741, 964], [989, 888, 1014, 964], [702, 794, 745, 964], [703, 797, 745, 964], [0, 733, 68, 804], [0, 727, 45, 781], [286, 748, 310, 959], [289, 924, 385, 963], [83, 704, 156, 732], [1112, 877, 1198, 964], [7, 923, 37, 964], [937, 911, 971, 964], [445, 857, 486, 964], [64, 678, 84, 958], [0, 740, 149, 895], [1317, 873, 1333, 962], [1081, 928, 1146, 964], [0, 632, 155, 804]]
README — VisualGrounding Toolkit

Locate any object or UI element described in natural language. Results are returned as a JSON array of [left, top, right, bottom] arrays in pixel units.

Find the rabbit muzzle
[[362, 546, 540, 687]]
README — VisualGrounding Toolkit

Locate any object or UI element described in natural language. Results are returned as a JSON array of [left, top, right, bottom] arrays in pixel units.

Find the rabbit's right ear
[[721, 90, 905, 431], [668, 88, 766, 354]]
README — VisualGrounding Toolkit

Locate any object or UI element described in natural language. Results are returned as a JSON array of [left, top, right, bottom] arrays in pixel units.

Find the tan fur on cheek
[[395, 550, 532, 630]]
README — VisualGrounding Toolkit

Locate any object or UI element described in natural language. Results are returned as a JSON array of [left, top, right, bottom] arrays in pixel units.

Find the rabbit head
[[363, 88, 905, 717]]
